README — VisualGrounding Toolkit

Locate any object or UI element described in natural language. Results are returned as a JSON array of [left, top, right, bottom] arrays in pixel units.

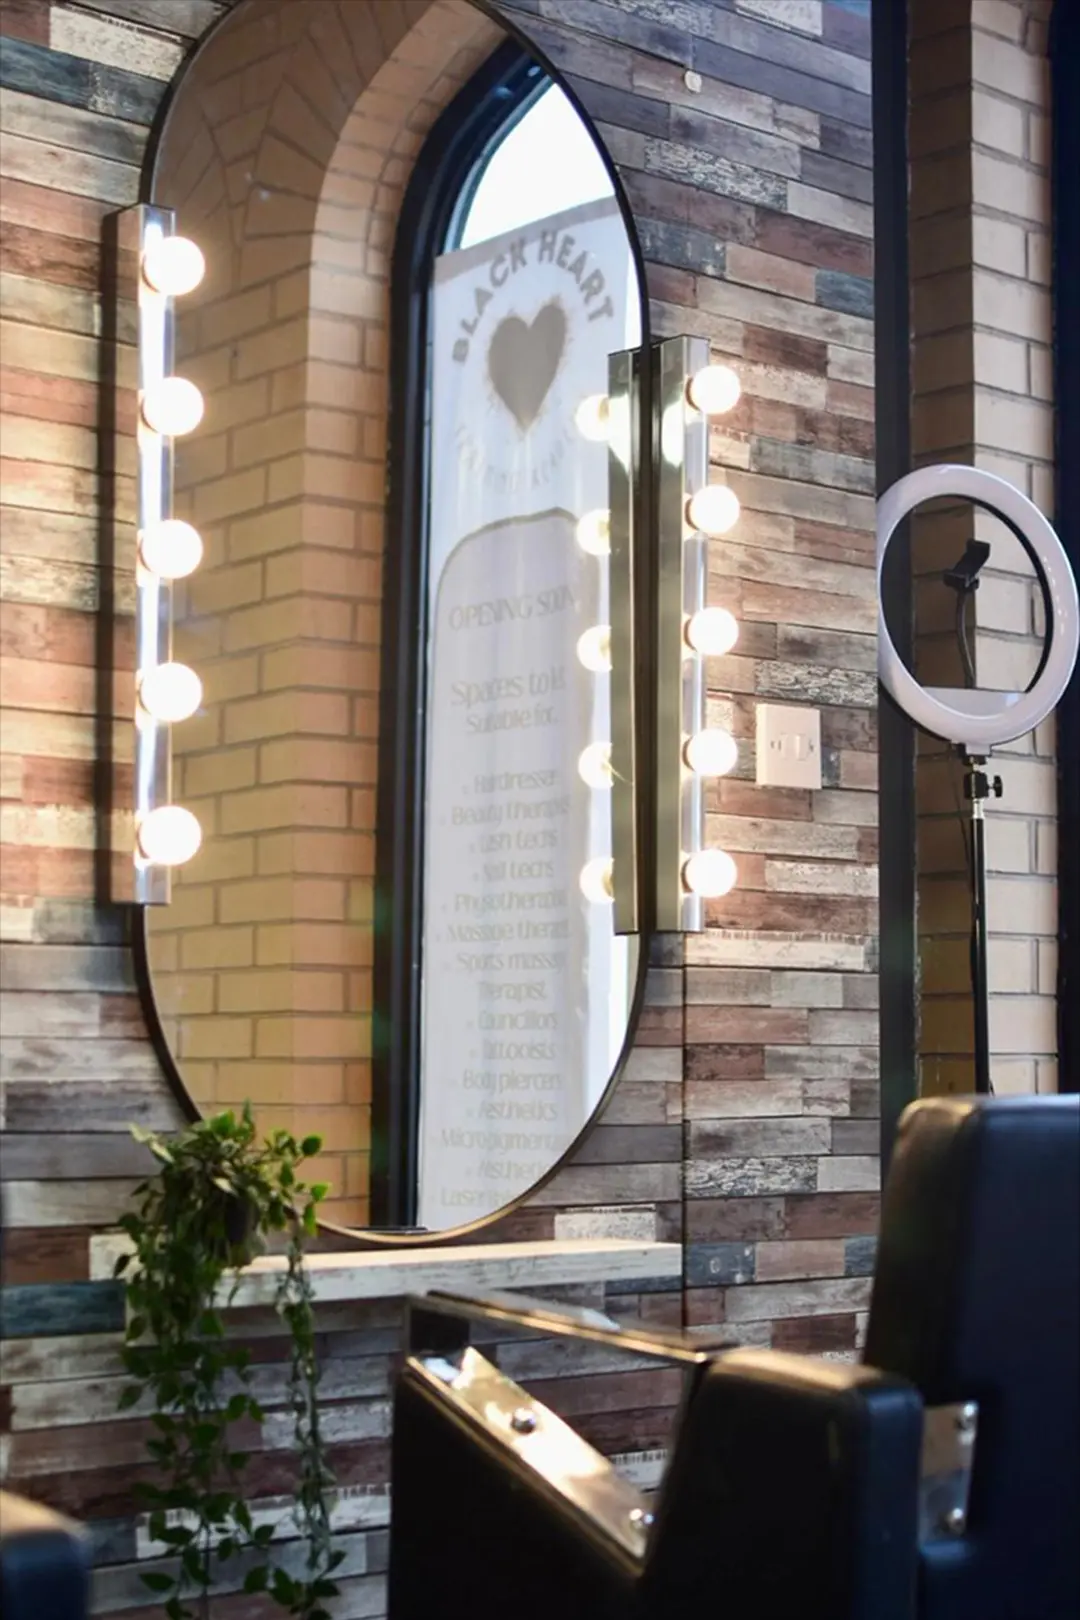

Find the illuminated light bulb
[[685, 607, 739, 657], [575, 393, 610, 442], [137, 805, 202, 866], [142, 235, 206, 297], [139, 519, 204, 580], [684, 729, 738, 778], [138, 663, 203, 724], [687, 364, 741, 417], [578, 742, 613, 788], [682, 848, 737, 899], [576, 509, 611, 556], [579, 857, 614, 904], [141, 377, 204, 437], [686, 483, 740, 537], [576, 625, 612, 673]]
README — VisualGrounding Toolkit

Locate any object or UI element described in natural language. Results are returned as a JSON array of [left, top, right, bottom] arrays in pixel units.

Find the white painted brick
[[1036, 1059, 1059, 1095], [983, 814, 1032, 874], [991, 1057, 1038, 1095], [972, 90, 1025, 155], [972, 30, 1045, 103], [1037, 939, 1057, 995], [993, 757, 1058, 816], [986, 875, 1056, 935], [987, 937, 1034, 993]]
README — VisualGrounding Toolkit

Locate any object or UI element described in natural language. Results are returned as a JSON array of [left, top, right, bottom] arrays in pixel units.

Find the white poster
[[417, 197, 633, 1228]]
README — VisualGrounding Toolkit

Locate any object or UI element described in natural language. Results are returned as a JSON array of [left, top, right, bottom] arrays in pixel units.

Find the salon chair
[[0, 1493, 90, 1620], [388, 1096, 1079, 1620]]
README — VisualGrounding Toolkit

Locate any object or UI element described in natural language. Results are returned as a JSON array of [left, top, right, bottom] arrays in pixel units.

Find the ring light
[[877, 464, 1079, 749]]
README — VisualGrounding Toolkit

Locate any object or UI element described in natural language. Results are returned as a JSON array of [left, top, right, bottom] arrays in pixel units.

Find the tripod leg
[[969, 803, 991, 1094]]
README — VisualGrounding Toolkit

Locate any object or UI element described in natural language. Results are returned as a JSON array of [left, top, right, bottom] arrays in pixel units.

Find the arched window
[[373, 46, 644, 1226]]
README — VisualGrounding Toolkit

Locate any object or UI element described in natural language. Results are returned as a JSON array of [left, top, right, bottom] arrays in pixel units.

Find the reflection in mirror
[[414, 84, 642, 1228], [143, 0, 645, 1234]]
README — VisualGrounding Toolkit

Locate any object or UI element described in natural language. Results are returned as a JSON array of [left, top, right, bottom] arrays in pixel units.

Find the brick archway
[[148, 0, 504, 1223]]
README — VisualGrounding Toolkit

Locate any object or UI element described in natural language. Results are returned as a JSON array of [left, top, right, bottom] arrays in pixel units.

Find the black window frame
[[1050, 3, 1080, 1093], [371, 42, 581, 1228]]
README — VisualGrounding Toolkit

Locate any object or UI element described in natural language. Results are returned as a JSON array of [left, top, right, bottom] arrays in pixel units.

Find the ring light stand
[[877, 465, 1079, 1095]]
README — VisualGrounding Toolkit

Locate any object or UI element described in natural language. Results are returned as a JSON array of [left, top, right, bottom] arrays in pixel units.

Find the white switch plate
[[755, 702, 823, 790]]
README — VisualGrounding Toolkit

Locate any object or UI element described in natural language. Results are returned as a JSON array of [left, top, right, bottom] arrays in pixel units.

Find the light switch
[[755, 703, 823, 790]]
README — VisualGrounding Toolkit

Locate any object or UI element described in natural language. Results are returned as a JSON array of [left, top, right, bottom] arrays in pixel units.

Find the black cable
[[956, 589, 977, 688]]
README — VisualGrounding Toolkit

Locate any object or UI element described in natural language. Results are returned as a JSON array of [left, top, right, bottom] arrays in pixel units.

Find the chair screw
[[942, 1506, 967, 1537]]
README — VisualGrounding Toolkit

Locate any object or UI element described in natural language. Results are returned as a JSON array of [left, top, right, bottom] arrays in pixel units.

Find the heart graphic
[[487, 300, 567, 430]]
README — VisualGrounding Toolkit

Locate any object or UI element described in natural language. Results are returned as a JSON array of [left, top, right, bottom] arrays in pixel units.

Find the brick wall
[[2, 0, 881, 1613], [909, 0, 1057, 1098]]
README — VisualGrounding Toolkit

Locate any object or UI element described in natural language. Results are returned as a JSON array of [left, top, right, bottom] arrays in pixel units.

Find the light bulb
[[684, 729, 738, 777], [578, 742, 613, 788], [575, 394, 610, 442], [687, 484, 740, 536], [576, 509, 611, 556], [142, 235, 206, 297], [687, 364, 741, 417], [137, 805, 202, 866], [139, 519, 204, 580], [682, 848, 737, 899], [141, 377, 204, 437], [576, 625, 612, 673], [579, 857, 614, 904], [685, 607, 739, 657], [138, 663, 203, 723]]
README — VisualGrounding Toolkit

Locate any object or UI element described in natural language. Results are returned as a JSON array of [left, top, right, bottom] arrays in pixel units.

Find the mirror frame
[[133, 0, 655, 1247]]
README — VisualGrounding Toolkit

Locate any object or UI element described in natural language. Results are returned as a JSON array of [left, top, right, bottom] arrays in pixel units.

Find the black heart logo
[[487, 300, 567, 430]]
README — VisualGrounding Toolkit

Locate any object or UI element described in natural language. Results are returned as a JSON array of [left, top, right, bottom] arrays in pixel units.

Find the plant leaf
[[140, 1572, 176, 1593]]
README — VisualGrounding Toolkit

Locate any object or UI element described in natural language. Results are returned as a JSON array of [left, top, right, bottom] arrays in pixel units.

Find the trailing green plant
[[114, 1105, 345, 1620]]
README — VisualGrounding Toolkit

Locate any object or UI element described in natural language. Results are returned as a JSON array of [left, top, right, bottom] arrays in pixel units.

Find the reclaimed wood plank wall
[[1, 0, 877, 1613]]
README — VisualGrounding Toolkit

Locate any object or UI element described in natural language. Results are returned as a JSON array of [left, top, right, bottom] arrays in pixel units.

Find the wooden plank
[[0, 1131, 154, 1180], [0, 896, 130, 947], [0, 0, 48, 46], [1, 363, 101, 424], [0, 86, 147, 165], [0, 990, 145, 1037], [0, 656, 102, 715], [0, 943, 134, 992], [2, 1178, 142, 1227], [0, 35, 93, 108], [568, 1124, 682, 1165], [0, 1035, 163, 1079], [722, 1273, 872, 1322], [68, 0, 226, 39], [1, 1081, 181, 1134], [693, 34, 870, 127], [0, 1280, 125, 1339], [0, 175, 114, 243], [0, 129, 140, 206], [0, 1226, 91, 1283], [49, 5, 186, 81]]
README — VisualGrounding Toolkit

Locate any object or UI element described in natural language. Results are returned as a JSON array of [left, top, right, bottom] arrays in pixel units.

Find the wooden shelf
[[224, 1238, 681, 1308]]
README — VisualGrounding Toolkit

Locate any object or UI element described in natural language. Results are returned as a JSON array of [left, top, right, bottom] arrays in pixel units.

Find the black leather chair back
[[388, 1096, 1080, 1620], [866, 1095, 1080, 1620]]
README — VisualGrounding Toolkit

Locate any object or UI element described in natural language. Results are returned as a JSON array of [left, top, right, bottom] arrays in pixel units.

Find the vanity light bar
[[654, 339, 742, 931], [608, 349, 640, 935], [654, 337, 706, 930], [113, 204, 206, 904]]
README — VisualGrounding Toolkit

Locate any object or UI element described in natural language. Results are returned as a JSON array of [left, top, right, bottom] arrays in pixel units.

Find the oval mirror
[[141, 0, 647, 1235]]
